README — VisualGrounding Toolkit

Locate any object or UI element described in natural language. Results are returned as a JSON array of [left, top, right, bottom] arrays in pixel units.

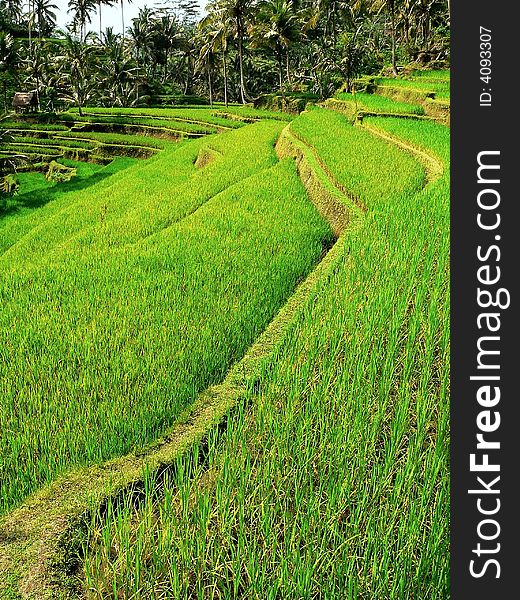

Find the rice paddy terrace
[[0, 73, 450, 599]]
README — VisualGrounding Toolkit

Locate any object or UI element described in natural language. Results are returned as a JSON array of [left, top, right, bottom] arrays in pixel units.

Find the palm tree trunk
[[389, 0, 398, 75], [331, 0, 337, 50], [208, 68, 213, 105], [184, 55, 191, 94], [35, 70, 40, 110], [28, 0, 32, 54], [237, 18, 246, 104], [99, 1, 102, 38], [121, 0, 125, 38], [277, 47, 283, 90], [286, 49, 290, 83], [222, 50, 228, 107]]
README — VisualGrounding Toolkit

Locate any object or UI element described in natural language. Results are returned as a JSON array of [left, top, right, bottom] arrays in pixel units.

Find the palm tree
[[128, 8, 154, 71], [23, 37, 47, 109], [251, 0, 301, 90], [153, 13, 183, 83], [120, 0, 132, 39], [196, 35, 217, 104], [27, 0, 34, 53], [0, 31, 18, 112], [68, 0, 97, 42], [57, 32, 97, 114], [34, 0, 57, 38], [317, 0, 341, 48], [199, 2, 231, 105], [370, 0, 400, 74], [220, 0, 252, 103], [3, 0, 24, 23], [98, 32, 138, 106], [97, 0, 115, 38]]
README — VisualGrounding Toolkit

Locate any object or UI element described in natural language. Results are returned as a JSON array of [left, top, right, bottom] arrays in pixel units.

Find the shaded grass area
[[5, 136, 96, 150], [0, 123, 175, 180], [54, 131, 171, 149], [0, 120, 332, 516], [83, 109, 449, 599], [68, 105, 292, 125], [0, 158, 138, 254], [57, 113, 219, 135], [1, 120, 69, 131]]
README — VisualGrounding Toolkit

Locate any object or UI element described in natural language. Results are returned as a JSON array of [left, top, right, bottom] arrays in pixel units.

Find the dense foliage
[[1, 0, 450, 112]]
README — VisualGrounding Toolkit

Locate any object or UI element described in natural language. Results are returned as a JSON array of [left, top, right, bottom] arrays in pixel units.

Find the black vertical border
[[451, 1, 519, 598]]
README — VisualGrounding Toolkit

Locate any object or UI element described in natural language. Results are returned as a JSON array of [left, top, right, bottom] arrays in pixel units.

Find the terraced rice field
[[374, 76, 451, 101], [1, 117, 334, 515], [334, 92, 426, 115], [0, 79, 449, 599]]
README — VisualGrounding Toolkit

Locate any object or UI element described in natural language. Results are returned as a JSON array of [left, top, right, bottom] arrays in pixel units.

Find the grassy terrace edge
[[0, 126, 363, 600]]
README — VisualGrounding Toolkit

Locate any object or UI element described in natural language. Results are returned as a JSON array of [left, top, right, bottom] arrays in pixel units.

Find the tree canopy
[[0, 0, 450, 112]]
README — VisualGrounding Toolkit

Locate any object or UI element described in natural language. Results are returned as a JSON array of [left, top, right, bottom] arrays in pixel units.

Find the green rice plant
[[0, 121, 69, 131], [290, 106, 425, 201], [364, 115, 450, 163], [216, 105, 293, 122], [58, 113, 218, 135], [1, 121, 284, 265], [0, 144, 61, 157], [0, 123, 332, 515], [69, 105, 292, 127], [66, 107, 244, 130], [9, 135, 96, 150], [54, 131, 171, 150], [408, 69, 450, 82], [334, 92, 425, 115], [83, 109, 449, 599], [375, 77, 450, 100]]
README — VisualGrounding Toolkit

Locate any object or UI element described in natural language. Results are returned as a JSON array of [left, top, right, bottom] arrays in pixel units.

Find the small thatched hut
[[12, 92, 38, 114]]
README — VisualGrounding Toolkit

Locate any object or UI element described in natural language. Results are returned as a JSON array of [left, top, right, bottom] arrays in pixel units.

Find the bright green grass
[[364, 115, 450, 161], [376, 77, 450, 100], [0, 122, 332, 514], [408, 69, 450, 81], [291, 107, 425, 200], [84, 110, 449, 599], [335, 92, 425, 115], [6, 136, 96, 150], [1, 122, 284, 264]]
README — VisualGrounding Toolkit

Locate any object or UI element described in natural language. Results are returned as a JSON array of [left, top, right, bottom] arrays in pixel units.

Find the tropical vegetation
[[1, 0, 450, 113], [0, 2, 450, 598]]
